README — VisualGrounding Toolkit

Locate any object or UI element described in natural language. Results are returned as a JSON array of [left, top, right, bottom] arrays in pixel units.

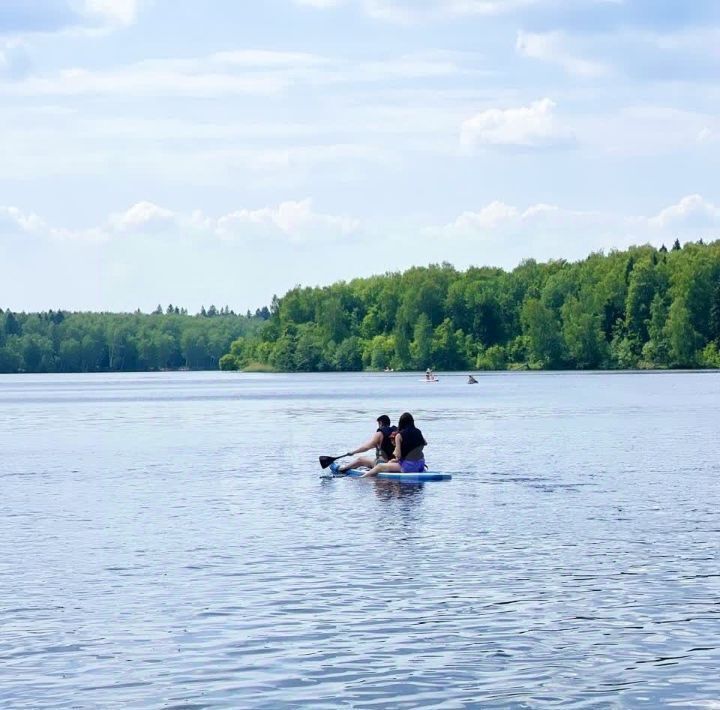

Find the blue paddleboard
[[329, 462, 451, 482]]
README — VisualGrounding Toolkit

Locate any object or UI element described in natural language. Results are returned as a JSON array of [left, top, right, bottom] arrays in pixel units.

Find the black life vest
[[399, 426, 426, 460], [376, 425, 398, 459]]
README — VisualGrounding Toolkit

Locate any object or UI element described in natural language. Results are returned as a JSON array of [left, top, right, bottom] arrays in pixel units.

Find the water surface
[[1, 371, 718, 707]]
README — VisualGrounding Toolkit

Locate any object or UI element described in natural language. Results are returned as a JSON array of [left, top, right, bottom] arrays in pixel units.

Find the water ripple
[[0, 371, 719, 707]]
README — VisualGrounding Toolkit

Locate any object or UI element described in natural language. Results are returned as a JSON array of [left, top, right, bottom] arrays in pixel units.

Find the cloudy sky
[[1, 0, 719, 313]]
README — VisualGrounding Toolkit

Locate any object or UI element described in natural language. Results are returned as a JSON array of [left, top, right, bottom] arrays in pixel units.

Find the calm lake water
[[1, 371, 719, 708]]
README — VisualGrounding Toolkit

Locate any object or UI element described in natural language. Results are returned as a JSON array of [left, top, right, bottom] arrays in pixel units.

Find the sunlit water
[[1, 371, 718, 708]]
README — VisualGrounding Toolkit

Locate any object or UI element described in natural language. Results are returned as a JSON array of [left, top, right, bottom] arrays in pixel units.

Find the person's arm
[[348, 431, 382, 456], [393, 433, 402, 461]]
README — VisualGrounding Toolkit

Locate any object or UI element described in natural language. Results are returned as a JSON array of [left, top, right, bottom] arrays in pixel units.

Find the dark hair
[[377, 414, 391, 427], [398, 412, 415, 429]]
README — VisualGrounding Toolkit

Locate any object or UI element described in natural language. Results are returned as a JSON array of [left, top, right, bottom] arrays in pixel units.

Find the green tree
[[625, 258, 657, 342], [269, 335, 296, 371], [561, 297, 607, 368], [294, 324, 325, 371], [58, 338, 82, 371], [521, 298, 564, 368], [334, 337, 363, 371], [432, 318, 465, 370], [411, 313, 434, 369], [641, 294, 670, 366], [365, 334, 395, 370], [665, 297, 698, 367], [181, 329, 208, 369]]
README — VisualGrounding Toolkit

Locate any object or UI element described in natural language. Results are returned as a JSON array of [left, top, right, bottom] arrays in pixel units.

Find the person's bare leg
[[339, 456, 374, 472], [360, 461, 401, 478]]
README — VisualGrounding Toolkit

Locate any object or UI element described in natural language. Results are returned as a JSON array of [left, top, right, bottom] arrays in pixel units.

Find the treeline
[[0, 306, 264, 373], [220, 239, 720, 372]]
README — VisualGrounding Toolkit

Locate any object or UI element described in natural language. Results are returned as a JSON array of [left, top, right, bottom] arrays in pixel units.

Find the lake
[[1, 371, 718, 708]]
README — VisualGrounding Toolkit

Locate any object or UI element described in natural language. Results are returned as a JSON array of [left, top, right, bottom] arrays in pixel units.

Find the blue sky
[[1, 0, 719, 313]]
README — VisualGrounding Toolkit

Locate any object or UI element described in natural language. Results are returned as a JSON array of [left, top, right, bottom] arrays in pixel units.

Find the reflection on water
[[0, 370, 719, 707], [371, 479, 425, 501]]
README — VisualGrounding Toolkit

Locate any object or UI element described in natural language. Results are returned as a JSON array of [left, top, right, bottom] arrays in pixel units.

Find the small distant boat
[[421, 377, 439, 383]]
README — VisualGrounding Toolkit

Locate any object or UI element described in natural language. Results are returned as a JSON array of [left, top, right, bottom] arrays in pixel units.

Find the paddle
[[319, 453, 351, 469]]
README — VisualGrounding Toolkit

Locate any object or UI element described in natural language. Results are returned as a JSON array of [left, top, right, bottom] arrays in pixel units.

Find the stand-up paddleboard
[[420, 378, 439, 383], [329, 462, 451, 482]]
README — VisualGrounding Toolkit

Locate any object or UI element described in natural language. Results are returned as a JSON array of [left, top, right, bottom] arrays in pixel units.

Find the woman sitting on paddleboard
[[361, 412, 427, 478]]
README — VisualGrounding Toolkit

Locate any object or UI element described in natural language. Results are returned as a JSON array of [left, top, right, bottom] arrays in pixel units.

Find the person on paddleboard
[[336, 415, 398, 473], [361, 412, 427, 477]]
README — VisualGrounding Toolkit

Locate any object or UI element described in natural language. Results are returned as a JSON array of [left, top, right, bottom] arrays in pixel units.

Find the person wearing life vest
[[361, 412, 427, 477], [337, 415, 398, 473]]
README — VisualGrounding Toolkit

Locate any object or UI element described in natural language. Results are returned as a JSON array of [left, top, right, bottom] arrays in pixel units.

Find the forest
[[4, 240, 720, 374], [219, 239, 720, 372], [0, 306, 265, 373]]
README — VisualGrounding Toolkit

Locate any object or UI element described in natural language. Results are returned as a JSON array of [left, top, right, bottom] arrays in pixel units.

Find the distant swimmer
[[467, 375, 478, 384]]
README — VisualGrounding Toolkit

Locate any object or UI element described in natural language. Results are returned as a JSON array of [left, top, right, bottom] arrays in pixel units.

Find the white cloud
[[1, 200, 361, 245], [433, 200, 600, 239], [429, 195, 720, 255], [0, 48, 468, 98], [210, 49, 328, 68], [7, 62, 288, 98], [295, 0, 624, 23], [333, 0, 540, 23], [648, 195, 720, 230], [516, 31, 610, 77], [215, 199, 359, 242], [80, 0, 140, 28], [697, 127, 716, 144], [446, 201, 520, 232], [460, 98, 570, 149], [109, 201, 176, 232], [106, 199, 361, 243], [0, 40, 32, 80], [0, 205, 46, 233]]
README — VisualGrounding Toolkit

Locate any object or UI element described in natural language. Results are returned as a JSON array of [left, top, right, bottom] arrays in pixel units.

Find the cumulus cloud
[[460, 98, 571, 149], [432, 200, 603, 239], [214, 199, 359, 242], [429, 195, 720, 249], [1, 199, 361, 244], [109, 201, 176, 232], [648, 195, 720, 230], [0, 205, 46, 233], [516, 30, 610, 77]]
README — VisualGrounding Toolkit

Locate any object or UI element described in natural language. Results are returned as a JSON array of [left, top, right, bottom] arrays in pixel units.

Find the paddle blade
[[319, 456, 335, 469]]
